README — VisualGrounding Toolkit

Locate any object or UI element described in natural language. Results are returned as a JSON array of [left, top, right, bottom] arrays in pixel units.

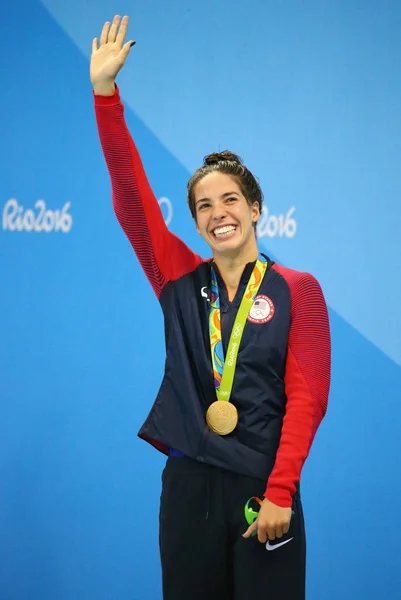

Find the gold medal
[[206, 401, 238, 436]]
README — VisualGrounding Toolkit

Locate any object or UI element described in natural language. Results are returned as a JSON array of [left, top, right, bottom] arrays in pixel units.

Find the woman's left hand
[[242, 498, 292, 542]]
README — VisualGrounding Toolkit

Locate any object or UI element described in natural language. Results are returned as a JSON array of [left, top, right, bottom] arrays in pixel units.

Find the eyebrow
[[195, 192, 240, 206]]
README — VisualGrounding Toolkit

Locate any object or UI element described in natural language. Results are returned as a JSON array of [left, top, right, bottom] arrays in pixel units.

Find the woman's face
[[193, 172, 260, 257]]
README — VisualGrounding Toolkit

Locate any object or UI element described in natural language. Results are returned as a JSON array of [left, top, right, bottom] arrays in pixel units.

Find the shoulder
[[271, 263, 328, 319], [271, 262, 321, 291]]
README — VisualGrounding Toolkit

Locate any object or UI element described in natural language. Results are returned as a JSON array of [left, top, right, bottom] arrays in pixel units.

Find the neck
[[213, 245, 259, 300]]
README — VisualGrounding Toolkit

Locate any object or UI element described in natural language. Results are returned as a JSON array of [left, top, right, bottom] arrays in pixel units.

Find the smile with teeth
[[212, 225, 237, 238]]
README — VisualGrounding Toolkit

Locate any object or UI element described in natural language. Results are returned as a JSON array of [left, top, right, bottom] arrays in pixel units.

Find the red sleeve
[[264, 266, 331, 507], [93, 87, 203, 298]]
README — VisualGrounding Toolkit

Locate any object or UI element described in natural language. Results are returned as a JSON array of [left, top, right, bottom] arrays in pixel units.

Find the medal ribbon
[[208, 255, 268, 402]]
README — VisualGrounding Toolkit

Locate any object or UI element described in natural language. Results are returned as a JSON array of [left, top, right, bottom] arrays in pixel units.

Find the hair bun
[[203, 150, 243, 167]]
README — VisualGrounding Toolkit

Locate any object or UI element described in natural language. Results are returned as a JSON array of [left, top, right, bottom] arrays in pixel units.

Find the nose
[[211, 203, 227, 222]]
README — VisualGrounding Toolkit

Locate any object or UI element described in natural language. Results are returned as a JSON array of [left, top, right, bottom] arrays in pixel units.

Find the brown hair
[[187, 151, 263, 222]]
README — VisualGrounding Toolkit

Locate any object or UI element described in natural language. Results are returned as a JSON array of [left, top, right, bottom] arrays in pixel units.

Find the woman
[[90, 15, 331, 600]]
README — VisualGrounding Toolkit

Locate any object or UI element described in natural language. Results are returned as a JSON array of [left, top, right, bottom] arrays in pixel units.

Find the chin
[[209, 229, 257, 258], [212, 239, 243, 256]]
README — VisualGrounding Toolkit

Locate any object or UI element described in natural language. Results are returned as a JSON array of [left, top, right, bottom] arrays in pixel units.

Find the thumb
[[120, 40, 136, 61], [242, 519, 258, 539]]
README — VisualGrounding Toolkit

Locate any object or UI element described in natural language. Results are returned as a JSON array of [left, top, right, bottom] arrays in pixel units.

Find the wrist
[[92, 80, 116, 97]]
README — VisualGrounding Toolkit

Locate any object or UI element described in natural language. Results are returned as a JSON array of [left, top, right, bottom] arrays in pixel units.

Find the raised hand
[[90, 15, 134, 96]]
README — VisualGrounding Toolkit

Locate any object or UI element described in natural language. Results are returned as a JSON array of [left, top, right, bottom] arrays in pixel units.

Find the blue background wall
[[1, 1, 401, 598]]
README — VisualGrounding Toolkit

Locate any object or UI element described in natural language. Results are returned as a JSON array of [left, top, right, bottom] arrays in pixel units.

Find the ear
[[251, 201, 260, 223]]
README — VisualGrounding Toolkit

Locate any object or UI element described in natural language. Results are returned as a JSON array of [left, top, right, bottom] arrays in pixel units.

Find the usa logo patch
[[247, 294, 275, 324]]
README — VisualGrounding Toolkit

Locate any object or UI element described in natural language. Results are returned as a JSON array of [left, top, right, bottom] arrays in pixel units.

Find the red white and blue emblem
[[247, 294, 275, 324]]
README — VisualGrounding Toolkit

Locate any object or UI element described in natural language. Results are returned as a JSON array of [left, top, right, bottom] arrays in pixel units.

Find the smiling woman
[[91, 14, 331, 600]]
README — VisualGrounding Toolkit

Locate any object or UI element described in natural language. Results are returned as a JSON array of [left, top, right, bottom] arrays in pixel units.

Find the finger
[[275, 526, 283, 538], [100, 21, 111, 45], [267, 527, 276, 541], [120, 40, 135, 62], [116, 15, 129, 47], [257, 527, 267, 544], [92, 38, 98, 54], [108, 15, 121, 43], [242, 520, 258, 539], [283, 521, 291, 535]]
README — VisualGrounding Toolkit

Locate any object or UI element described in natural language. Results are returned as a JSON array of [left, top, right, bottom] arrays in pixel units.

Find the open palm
[[90, 15, 134, 88]]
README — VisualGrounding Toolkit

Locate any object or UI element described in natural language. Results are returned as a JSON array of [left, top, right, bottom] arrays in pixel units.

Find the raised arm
[[90, 15, 202, 298]]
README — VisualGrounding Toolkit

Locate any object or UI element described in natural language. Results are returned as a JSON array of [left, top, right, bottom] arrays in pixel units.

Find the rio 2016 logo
[[257, 206, 297, 238], [2, 199, 73, 233]]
